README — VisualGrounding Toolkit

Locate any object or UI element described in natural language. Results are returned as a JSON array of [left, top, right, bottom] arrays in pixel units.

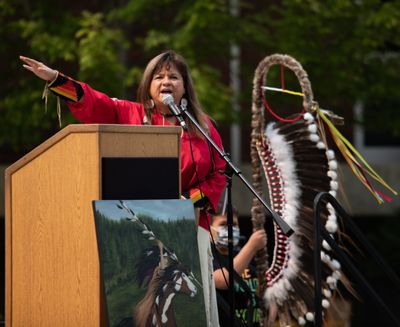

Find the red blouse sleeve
[[49, 73, 145, 124], [67, 83, 145, 124]]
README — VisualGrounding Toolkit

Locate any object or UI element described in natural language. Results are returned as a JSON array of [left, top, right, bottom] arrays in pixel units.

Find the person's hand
[[19, 56, 58, 82], [247, 229, 267, 251]]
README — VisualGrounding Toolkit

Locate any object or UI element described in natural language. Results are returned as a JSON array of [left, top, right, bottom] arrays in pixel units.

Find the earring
[[146, 99, 155, 109], [180, 98, 188, 108]]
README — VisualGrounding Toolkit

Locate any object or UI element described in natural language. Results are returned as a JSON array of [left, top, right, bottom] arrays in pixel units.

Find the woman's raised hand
[[20, 56, 58, 82]]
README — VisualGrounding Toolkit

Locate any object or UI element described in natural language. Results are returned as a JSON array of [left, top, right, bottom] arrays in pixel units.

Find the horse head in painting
[[134, 245, 197, 327]]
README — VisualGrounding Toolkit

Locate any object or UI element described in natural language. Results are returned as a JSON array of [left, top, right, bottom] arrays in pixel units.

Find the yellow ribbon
[[317, 109, 397, 202], [264, 84, 397, 202], [262, 86, 304, 97]]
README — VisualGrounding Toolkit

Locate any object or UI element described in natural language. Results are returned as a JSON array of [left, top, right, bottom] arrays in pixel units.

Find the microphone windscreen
[[162, 94, 174, 105]]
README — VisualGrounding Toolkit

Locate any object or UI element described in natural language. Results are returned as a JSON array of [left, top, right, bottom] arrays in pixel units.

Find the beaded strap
[[49, 72, 84, 102]]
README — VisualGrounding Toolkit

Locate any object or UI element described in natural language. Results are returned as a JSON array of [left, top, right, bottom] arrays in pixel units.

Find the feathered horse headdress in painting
[[250, 54, 396, 326]]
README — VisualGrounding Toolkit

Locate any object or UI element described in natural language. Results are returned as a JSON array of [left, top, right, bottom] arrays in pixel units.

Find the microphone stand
[[179, 105, 294, 326], [225, 164, 235, 326]]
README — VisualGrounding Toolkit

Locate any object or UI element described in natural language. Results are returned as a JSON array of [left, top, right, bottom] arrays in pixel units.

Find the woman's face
[[150, 63, 185, 113]]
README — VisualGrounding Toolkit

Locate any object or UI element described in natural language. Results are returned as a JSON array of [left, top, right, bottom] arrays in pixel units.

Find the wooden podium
[[5, 124, 181, 326]]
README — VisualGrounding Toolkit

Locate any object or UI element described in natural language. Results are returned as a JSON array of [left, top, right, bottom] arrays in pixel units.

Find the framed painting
[[92, 199, 206, 327]]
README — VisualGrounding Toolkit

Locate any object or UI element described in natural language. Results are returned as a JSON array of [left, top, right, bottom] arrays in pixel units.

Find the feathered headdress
[[250, 54, 396, 326]]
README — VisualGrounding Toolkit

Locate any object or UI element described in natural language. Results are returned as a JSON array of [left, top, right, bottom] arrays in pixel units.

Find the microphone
[[162, 94, 187, 130]]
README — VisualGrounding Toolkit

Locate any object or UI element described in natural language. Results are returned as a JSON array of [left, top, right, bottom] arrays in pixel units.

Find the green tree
[[267, 0, 400, 136], [1, 0, 399, 155], [1, 2, 137, 151]]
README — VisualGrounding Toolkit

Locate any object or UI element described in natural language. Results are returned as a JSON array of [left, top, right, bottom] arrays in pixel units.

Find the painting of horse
[[133, 245, 198, 327], [93, 199, 207, 327]]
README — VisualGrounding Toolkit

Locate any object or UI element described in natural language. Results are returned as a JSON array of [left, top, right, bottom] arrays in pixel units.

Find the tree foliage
[[271, 0, 400, 137], [1, 0, 399, 154]]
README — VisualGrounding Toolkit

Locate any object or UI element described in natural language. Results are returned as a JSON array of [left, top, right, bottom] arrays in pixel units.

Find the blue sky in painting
[[93, 199, 195, 222]]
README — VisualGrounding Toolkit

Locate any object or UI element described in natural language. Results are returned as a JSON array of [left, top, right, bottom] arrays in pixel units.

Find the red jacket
[[67, 83, 226, 229]]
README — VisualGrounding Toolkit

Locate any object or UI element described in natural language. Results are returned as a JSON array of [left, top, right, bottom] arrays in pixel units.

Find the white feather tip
[[298, 317, 306, 325], [326, 150, 335, 160], [303, 112, 314, 121], [326, 220, 338, 233], [308, 124, 318, 133], [306, 312, 315, 321], [309, 134, 320, 142]]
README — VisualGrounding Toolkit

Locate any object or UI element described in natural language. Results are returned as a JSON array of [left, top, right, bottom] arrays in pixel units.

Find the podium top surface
[[63, 124, 182, 134], [6, 124, 182, 176]]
